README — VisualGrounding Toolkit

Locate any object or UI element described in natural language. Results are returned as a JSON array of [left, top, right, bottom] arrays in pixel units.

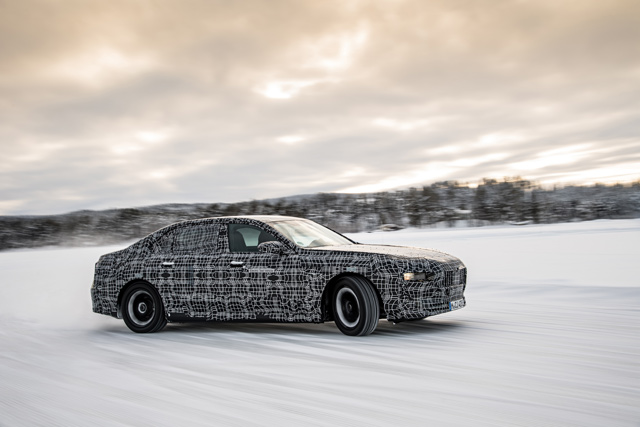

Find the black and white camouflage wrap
[[91, 216, 467, 323]]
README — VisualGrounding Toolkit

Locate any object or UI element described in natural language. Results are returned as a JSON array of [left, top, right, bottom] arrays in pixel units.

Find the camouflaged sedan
[[91, 216, 467, 336]]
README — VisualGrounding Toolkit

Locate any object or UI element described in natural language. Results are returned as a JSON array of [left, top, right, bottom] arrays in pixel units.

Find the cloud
[[0, 0, 639, 214]]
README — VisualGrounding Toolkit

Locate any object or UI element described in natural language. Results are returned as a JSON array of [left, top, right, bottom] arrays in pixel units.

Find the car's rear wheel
[[121, 282, 166, 333], [332, 276, 379, 336]]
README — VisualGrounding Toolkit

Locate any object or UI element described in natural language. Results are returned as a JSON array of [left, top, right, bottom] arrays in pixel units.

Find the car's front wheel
[[121, 282, 166, 333], [332, 276, 379, 336]]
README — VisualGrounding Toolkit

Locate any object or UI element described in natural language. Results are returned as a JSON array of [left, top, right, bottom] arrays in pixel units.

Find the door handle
[[162, 261, 175, 267], [230, 261, 244, 267]]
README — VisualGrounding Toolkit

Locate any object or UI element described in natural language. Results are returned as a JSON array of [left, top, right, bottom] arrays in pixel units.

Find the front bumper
[[388, 266, 467, 321]]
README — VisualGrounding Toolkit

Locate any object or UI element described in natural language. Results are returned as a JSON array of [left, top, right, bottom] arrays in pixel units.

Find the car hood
[[308, 244, 460, 263]]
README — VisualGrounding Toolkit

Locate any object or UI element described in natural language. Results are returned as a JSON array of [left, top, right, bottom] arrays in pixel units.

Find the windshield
[[269, 219, 353, 248]]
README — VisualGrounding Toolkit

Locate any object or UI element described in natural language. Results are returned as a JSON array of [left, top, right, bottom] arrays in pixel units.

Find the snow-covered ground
[[1, 219, 638, 426]]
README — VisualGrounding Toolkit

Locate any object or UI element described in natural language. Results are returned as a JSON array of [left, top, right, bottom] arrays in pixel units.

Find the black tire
[[121, 282, 166, 333], [150, 315, 168, 333], [332, 276, 379, 336]]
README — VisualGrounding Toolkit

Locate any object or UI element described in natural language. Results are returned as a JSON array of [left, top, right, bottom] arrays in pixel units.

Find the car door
[[215, 222, 305, 321], [147, 222, 219, 320], [173, 222, 220, 319]]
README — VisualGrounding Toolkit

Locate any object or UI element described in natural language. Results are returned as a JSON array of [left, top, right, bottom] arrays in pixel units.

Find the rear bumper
[[91, 286, 118, 318], [91, 287, 100, 313]]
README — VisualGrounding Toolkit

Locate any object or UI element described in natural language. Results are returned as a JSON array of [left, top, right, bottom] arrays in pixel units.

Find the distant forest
[[1, 178, 639, 251]]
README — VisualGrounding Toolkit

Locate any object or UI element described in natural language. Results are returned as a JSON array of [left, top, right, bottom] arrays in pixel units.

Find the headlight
[[403, 271, 437, 281], [404, 272, 427, 281]]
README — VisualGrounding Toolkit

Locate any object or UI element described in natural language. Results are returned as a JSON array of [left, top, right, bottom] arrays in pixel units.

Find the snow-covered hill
[[1, 220, 638, 426]]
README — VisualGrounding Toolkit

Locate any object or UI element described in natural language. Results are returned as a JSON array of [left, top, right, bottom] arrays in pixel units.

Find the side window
[[228, 224, 277, 253], [154, 229, 176, 253], [154, 224, 218, 254], [173, 224, 219, 253]]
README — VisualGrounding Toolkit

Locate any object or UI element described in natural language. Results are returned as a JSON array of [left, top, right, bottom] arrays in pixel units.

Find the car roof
[[213, 215, 303, 223], [146, 215, 305, 240]]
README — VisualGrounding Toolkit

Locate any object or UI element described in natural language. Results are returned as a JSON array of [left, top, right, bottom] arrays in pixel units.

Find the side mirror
[[257, 241, 286, 255]]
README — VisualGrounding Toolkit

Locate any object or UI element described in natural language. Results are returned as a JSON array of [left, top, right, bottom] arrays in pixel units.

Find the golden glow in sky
[[0, 0, 639, 214]]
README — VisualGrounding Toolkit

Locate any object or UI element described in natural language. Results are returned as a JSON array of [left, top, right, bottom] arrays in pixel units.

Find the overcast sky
[[1, 0, 639, 215]]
